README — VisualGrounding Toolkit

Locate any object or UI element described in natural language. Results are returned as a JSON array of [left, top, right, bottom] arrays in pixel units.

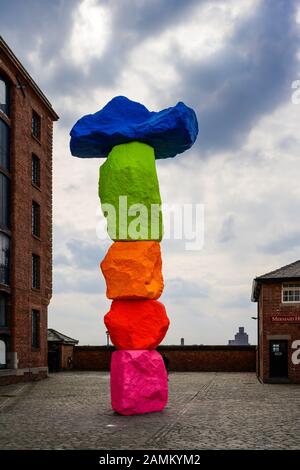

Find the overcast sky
[[1, 0, 300, 345]]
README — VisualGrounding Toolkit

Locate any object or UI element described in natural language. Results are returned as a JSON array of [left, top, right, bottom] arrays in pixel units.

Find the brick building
[[252, 260, 300, 383], [0, 37, 58, 385], [48, 329, 78, 372]]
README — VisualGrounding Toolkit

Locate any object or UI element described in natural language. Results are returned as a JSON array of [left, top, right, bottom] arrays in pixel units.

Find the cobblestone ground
[[0, 372, 299, 450]]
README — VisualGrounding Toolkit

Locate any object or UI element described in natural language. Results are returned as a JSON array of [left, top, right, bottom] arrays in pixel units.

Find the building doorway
[[269, 340, 288, 378], [48, 345, 60, 372]]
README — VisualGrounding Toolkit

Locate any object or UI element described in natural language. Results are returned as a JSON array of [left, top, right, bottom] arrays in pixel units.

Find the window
[[0, 232, 10, 285], [32, 111, 41, 140], [32, 254, 40, 289], [0, 76, 9, 116], [32, 201, 40, 237], [0, 173, 10, 229], [0, 339, 6, 368], [32, 154, 40, 187], [0, 119, 10, 170], [282, 283, 300, 303], [31, 310, 40, 348], [0, 294, 8, 327]]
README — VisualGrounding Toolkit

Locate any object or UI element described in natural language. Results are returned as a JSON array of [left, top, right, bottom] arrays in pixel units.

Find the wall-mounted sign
[[271, 315, 300, 323]]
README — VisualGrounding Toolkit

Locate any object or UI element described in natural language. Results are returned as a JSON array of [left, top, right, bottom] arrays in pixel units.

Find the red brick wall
[[259, 282, 300, 383], [73, 346, 256, 372], [0, 46, 55, 373], [74, 347, 112, 371]]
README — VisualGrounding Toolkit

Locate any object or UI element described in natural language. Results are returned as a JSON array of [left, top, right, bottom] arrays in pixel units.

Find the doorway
[[269, 340, 288, 378], [48, 345, 61, 372]]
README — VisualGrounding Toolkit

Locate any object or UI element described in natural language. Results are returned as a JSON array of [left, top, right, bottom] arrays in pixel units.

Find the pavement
[[0, 371, 299, 450]]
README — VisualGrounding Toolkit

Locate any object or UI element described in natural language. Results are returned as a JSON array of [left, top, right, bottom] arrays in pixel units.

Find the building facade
[[228, 327, 250, 346], [0, 37, 58, 385], [48, 329, 78, 372], [252, 260, 300, 383]]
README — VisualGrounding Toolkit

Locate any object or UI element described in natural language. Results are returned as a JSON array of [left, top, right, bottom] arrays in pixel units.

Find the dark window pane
[[0, 294, 7, 327], [0, 119, 10, 170], [31, 310, 40, 348], [0, 233, 10, 285], [32, 201, 40, 237], [32, 254, 40, 289], [0, 173, 10, 229], [32, 154, 40, 186], [0, 76, 9, 117], [32, 111, 41, 140]]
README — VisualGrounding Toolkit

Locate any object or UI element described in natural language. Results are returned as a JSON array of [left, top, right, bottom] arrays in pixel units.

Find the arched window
[[0, 339, 6, 368], [0, 75, 9, 117]]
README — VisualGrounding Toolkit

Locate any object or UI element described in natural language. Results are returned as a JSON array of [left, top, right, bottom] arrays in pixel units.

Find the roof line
[[48, 328, 78, 344], [255, 259, 300, 280], [0, 36, 59, 121]]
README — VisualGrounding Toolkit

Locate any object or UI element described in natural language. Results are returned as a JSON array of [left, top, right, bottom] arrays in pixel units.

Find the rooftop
[[47, 329, 78, 345], [251, 260, 300, 301], [0, 36, 59, 121]]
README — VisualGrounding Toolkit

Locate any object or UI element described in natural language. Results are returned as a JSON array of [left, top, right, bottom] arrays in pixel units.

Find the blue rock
[[70, 96, 198, 159]]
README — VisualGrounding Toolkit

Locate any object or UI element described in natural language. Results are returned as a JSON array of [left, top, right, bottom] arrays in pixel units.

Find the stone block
[[110, 350, 168, 415], [104, 300, 169, 349], [99, 142, 162, 240], [70, 95, 199, 160], [101, 241, 163, 299]]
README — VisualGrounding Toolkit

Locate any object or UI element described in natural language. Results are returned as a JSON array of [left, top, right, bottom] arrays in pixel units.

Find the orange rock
[[101, 241, 163, 299], [104, 300, 170, 349]]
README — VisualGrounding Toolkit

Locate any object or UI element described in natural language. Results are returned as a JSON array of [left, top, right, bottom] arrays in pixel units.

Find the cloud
[[258, 232, 300, 255], [1, 0, 300, 345], [176, 0, 300, 154], [163, 277, 209, 299], [66, 239, 106, 270], [53, 269, 105, 295]]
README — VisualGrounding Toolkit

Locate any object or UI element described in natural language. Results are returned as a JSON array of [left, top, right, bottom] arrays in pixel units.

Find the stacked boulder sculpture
[[70, 96, 198, 415]]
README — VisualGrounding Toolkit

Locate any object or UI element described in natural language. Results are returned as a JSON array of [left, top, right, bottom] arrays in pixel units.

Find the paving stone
[[0, 372, 299, 449]]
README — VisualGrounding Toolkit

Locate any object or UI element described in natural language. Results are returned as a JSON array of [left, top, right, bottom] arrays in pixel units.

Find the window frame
[[32, 253, 40, 290], [0, 337, 6, 368], [0, 118, 10, 172], [0, 172, 10, 230], [32, 110, 41, 141], [31, 309, 40, 349], [0, 74, 10, 118], [0, 232, 10, 286], [32, 200, 41, 238], [0, 294, 8, 327], [282, 283, 300, 303], [31, 153, 40, 188]]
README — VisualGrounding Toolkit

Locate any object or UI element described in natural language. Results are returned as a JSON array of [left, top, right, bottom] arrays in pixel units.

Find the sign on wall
[[271, 315, 300, 323]]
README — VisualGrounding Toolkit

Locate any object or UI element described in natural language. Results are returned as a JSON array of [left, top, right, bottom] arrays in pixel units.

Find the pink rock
[[110, 350, 168, 415]]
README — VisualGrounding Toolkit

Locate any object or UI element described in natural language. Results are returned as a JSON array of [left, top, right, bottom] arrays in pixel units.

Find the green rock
[[99, 141, 163, 241]]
